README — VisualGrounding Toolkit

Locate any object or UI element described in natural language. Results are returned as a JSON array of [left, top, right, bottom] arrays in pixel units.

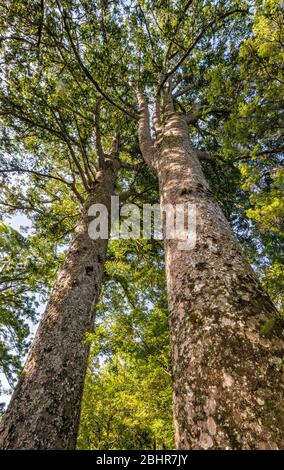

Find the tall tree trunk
[[136, 92, 284, 449], [0, 166, 117, 450], [156, 113, 284, 450]]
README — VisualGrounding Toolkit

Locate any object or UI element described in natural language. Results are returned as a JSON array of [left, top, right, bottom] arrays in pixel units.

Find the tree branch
[[159, 8, 249, 92], [0, 167, 68, 186], [0, 168, 84, 204], [62, 9, 138, 120], [119, 161, 139, 171], [165, 0, 195, 64], [72, 111, 96, 182], [54, 108, 90, 191], [136, 88, 155, 171], [93, 99, 105, 169], [173, 84, 192, 99], [194, 149, 213, 162], [184, 102, 203, 124]]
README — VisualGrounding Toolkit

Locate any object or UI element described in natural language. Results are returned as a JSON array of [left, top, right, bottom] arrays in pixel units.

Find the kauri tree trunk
[[137, 93, 284, 450], [158, 113, 284, 450], [0, 166, 117, 450]]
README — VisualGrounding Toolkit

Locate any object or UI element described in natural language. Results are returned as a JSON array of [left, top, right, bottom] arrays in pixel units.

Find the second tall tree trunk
[[157, 113, 284, 450], [0, 166, 117, 450]]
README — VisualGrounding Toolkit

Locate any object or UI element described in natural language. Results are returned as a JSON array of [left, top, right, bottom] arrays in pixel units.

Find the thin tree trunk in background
[[0, 167, 117, 450], [156, 113, 284, 450]]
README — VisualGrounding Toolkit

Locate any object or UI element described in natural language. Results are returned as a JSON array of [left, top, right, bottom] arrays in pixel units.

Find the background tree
[[78, 239, 174, 450]]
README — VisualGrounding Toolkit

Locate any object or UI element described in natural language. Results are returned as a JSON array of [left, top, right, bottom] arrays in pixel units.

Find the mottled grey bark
[[137, 96, 284, 450], [0, 165, 117, 450]]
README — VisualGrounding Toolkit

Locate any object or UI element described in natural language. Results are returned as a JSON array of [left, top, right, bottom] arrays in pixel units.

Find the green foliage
[[0, 220, 61, 389], [245, 168, 284, 234], [77, 239, 174, 450], [260, 318, 276, 337]]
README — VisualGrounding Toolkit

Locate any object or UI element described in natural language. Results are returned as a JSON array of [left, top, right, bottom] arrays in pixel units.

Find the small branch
[[184, 102, 203, 124], [153, 75, 163, 133], [165, 0, 195, 65], [136, 88, 155, 171], [153, 91, 162, 133], [164, 76, 174, 115], [0, 167, 84, 204], [195, 149, 213, 162], [136, 3, 161, 71], [0, 108, 63, 140], [70, 182, 85, 204], [0, 201, 44, 215], [110, 132, 120, 157], [119, 162, 139, 171], [119, 185, 157, 202], [233, 147, 284, 162], [174, 98, 187, 114], [173, 84, 192, 99], [73, 112, 95, 183], [0, 167, 71, 186], [94, 99, 105, 168], [55, 109, 90, 190]]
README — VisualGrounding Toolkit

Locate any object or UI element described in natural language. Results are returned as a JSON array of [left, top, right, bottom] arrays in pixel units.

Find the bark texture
[[136, 92, 284, 450], [157, 113, 284, 450], [0, 165, 117, 450]]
